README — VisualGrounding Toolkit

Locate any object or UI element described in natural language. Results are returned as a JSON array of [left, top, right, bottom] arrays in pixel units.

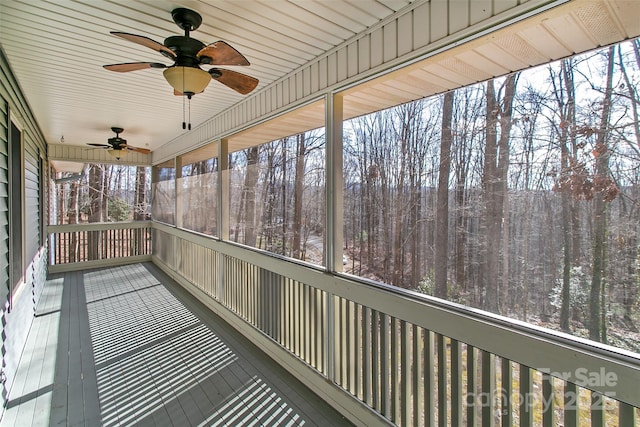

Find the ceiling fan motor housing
[[164, 36, 206, 67], [108, 136, 126, 148]]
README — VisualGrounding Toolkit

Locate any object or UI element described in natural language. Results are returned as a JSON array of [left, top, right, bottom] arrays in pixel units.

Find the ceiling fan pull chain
[[182, 66, 187, 129], [188, 97, 192, 130], [182, 86, 187, 129]]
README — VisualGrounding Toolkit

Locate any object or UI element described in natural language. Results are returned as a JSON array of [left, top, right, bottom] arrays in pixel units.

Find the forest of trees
[[219, 39, 640, 353], [53, 163, 150, 261], [53, 164, 150, 225]]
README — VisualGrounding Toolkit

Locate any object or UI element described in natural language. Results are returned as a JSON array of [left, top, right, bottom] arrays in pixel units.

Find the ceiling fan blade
[[103, 62, 167, 73], [197, 41, 250, 66], [86, 143, 111, 148], [123, 145, 151, 154], [209, 68, 258, 95], [111, 31, 176, 59]]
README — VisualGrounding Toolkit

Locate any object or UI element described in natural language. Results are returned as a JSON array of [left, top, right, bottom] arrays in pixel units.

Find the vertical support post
[[174, 156, 183, 271], [175, 156, 183, 229], [217, 140, 229, 301], [325, 93, 343, 272], [218, 139, 229, 241], [324, 92, 342, 384]]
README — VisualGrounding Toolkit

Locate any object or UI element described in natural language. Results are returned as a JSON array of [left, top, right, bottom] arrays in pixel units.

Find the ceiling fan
[[87, 127, 151, 160], [103, 7, 258, 98]]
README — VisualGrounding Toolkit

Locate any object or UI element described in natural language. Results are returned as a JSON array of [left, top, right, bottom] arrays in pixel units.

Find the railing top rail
[[48, 221, 152, 233]]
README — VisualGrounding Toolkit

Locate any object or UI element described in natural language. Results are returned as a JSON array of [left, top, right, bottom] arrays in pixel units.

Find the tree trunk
[[589, 46, 616, 342], [481, 74, 517, 313], [87, 164, 104, 260], [67, 181, 80, 262], [244, 146, 259, 247], [435, 91, 453, 298], [555, 59, 577, 332], [292, 134, 305, 259], [132, 165, 147, 254]]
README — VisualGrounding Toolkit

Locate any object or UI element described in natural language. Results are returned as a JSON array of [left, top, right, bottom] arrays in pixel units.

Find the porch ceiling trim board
[[152, 221, 640, 409], [152, 0, 640, 164]]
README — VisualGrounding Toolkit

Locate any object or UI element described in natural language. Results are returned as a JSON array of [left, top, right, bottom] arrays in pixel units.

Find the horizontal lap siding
[[0, 96, 8, 309], [0, 49, 48, 418], [24, 139, 41, 263]]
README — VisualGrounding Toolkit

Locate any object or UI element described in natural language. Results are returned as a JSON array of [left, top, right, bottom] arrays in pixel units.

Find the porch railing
[[151, 223, 639, 427], [47, 221, 152, 273]]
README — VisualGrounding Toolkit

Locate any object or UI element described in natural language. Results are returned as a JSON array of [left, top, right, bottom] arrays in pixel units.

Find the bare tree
[[292, 133, 306, 259], [435, 91, 454, 298], [589, 46, 617, 342], [481, 74, 518, 313]]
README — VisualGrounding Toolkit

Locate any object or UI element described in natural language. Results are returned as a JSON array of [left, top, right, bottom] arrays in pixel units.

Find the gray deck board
[[3, 263, 352, 426]]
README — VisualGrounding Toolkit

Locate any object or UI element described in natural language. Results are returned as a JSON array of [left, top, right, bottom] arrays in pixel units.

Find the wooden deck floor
[[3, 263, 352, 426]]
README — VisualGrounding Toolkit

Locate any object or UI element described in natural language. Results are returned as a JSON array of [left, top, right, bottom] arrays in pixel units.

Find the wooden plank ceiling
[[0, 0, 411, 153]]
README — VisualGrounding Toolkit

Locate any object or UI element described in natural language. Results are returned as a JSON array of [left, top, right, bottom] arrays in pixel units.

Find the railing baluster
[[437, 334, 447, 427], [400, 320, 410, 426], [424, 330, 435, 427], [338, 297, 346, 386], [381, 313, 390, 418], [284, 277, 290, 349], [451, 339, 462, 427], [326, 291, 335, 384], [564, 382, 578, 427], [363, 306, 372, 405], [304, 284, 311, 364], [349, 300, 355, 393], [542, 372, 554, 426], [481, 350, 495, 427], [316, 289, 327, 375], [591, 391, 605, 427], [501, 358, 513, 427], [467, 345, 476, 426], [372, 309, 380, 411], [520, 365, 533, 427], [355, 303, 362, 400], [296, 279, 303, 358], [619, 402, 636, 427], [310, 287, 317, 369], [391, 317, 398, 423], [412, 324, 423, 427]]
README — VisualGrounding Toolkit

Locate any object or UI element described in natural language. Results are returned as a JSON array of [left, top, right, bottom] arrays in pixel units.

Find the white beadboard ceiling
[[0, 0, 639, 162], [0, 0, 412, 153]]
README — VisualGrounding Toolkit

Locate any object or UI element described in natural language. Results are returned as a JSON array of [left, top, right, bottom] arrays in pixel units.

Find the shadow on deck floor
[[3, 263, 353, 426]]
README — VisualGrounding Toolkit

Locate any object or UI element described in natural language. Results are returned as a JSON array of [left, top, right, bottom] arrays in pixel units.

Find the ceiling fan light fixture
[[163, 66, 210, 95], [108, 148, 128, 160]]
